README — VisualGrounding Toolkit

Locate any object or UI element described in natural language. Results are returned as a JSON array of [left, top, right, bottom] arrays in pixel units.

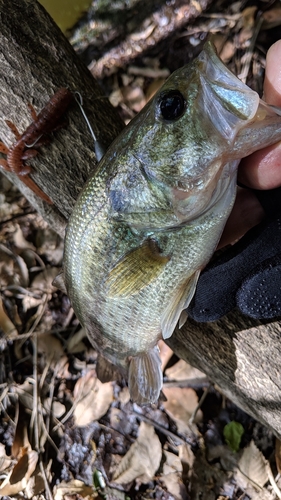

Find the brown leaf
[[163, 387, 203, 434], [0, 448, 38, 497], [236, 440, 268, 490], [276, 439, 281, 474], [262, 6, 281, 30], [54, 479, 96, 500], [74, 371, 113, 426], [113, 421, 162, 484], [0, 443, 11, 472], [0, 297, 17, 337], [165, 359, 206, 382]]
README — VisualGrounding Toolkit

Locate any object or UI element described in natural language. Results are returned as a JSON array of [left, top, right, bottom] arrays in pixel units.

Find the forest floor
[[1, 0, 281, 499]]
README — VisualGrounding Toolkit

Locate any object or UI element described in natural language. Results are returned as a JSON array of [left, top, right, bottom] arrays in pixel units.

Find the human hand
[[187, 40, 281, 321]]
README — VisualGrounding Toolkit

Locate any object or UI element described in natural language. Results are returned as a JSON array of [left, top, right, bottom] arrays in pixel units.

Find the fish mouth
[[171, 160, 238, 225]]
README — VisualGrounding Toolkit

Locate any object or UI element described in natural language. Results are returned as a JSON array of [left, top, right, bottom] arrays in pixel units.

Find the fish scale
[[60, 42, 281, 404]]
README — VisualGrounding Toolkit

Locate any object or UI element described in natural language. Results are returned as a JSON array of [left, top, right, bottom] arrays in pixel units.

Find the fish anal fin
[[161, 270, 200, 340], [52, 270, 67, 294], [128, 346, 163, 404], [106, 239, 170, 297]]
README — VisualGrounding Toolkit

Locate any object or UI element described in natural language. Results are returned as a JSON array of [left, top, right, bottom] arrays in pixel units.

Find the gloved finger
[[236, 253, 281, 319], [188, 214, 281, 322]]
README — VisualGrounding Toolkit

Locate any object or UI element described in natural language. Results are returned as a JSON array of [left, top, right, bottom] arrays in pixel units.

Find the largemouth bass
[[61, 42, 281, 404]]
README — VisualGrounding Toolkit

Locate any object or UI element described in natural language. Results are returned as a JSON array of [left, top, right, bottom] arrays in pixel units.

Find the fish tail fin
[[128, 346, 162, 405]]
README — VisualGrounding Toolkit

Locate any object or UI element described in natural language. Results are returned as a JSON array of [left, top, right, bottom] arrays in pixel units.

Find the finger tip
[[264, 39, 281, 105]]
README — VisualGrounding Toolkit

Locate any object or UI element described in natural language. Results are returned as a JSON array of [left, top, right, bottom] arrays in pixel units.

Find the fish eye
[[159, 90, 186, 121]]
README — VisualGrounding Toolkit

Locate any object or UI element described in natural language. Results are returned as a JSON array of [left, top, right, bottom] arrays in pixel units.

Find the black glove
[[187, 187, 281, 321]]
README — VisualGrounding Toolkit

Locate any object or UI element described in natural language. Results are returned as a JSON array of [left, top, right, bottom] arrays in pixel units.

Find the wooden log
[[0, 0, 124, 235], [1, 0, 281, 440], [168, 314, 281, 439]]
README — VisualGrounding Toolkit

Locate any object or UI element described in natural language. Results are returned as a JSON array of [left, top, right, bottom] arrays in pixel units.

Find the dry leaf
[[25, 470, 45, 499], [0, 448, 38, 496], [113, 421, 162, 484], [54, 479, 96, 500], [0, 297, 17, 337], [13, 380, 34, 411], [44, 398, 66, 419], [165, 359, 206, 382], [0, 443, 11, 472], [31, 267, 61, 294], [37, 333, 66, 368], [161, 449, 189, 498], [74, 371, 113, 426], [12, 225, 35, 250], [236, 440, 268, 490], [163, 387, 203, 434], [276, 438, 281, 474], [67, 327, 87, 353], [161, 472, 188, 500], [262, 6, 281, 30]]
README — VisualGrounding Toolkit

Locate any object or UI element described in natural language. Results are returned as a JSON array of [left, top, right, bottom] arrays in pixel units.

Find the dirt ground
[[1, 0, 281, 499]]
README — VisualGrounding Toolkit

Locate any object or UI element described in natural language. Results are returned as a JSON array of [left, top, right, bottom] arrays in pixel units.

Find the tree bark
[[168, 314, 281, 439], [1, 0, 281, 440], [0, 0, 125, 235]]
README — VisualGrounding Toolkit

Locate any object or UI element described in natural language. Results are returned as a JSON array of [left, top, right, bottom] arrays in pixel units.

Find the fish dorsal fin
[[161, 270, 200, 340], [128, 346, 163, 404], [52, 270, 67, 294], [106, 239, 170, 297]]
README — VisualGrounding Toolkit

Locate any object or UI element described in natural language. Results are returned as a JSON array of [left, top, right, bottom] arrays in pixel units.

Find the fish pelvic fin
[[52, 269, 67, 294], [106, 239, 170, 297], [161, 270, 200, 340], [128, 346, 163, 405]]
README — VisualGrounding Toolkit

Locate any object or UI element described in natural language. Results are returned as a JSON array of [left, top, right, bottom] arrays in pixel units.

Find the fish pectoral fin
[[52, 270, 67, 294], [106, 239, 170, 297], [128, 346, 163, 404], [161, 270, 200, 340]]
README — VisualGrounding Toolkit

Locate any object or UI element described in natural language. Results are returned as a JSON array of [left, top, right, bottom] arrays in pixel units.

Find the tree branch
[[0, 0, 124, 235]]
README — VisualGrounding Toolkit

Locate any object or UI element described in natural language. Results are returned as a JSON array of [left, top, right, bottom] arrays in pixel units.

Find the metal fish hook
[[74, 92, 106, 162]]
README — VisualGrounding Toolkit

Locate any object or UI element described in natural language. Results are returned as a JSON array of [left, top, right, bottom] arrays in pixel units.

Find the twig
[[189, 384, 212, 425], [266, 462, 281, 499], [132, 408, 195, 446], [238, 13, 264, 83]]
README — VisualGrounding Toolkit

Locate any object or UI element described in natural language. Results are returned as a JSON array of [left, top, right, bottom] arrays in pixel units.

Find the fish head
[[107, 42, 281, 228]]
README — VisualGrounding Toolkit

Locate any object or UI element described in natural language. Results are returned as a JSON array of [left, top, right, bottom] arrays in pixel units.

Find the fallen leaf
[[236, 440, 268, 490], [44, 398, 66, 419], [223, 421, 244, 452], [276, 438, 281, 474], [161, 450, 188, 499], [12, 225, 35, 250], [0, 448, 38, 497], [74, 370, 113, 426], [13, 380, 34, 411], [113, 421, 162, 484], [161, 473, 188, 500], [54, 479, 96, 500], [31, 267, 61, 294], [0, 443, 11, 472], [66, 327, 87, 353], [37, 333, 66, 367], [163, 387, 203, 434], [165, 359, 206, 382], [0, 297, 17, 337], [262, 6, 281, 30]]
